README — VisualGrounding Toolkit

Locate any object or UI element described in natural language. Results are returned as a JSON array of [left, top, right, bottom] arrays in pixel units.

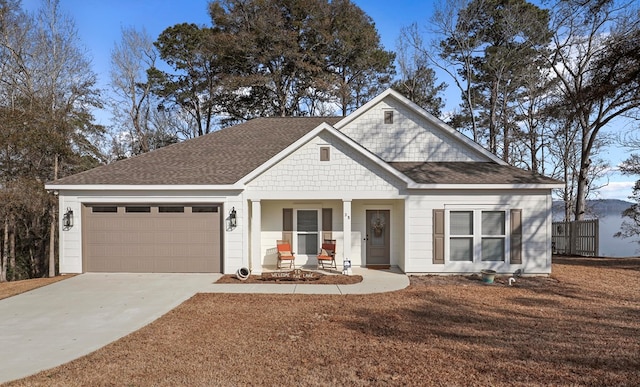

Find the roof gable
[[246, 130, 409, 196], [336, 89, 506, 165], [241, 122, 412, 187]]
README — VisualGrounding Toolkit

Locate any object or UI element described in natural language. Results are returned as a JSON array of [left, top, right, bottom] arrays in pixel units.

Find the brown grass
[[0, 275, 74, 300], [8, 257, 640, 386]]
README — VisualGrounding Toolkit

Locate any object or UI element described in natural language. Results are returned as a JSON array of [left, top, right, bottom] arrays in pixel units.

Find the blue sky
[[21, 0, 635, 201]]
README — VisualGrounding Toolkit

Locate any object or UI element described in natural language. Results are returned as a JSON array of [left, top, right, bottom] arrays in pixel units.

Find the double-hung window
[[481, 211, 506, 261], [447, 209, 507, 263]]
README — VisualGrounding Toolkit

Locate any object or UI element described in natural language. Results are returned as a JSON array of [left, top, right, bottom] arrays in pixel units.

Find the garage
[[82, 204, 222, 273]]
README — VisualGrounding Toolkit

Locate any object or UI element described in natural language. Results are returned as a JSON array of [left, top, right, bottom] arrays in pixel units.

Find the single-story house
[[45, 89, 562, 275]]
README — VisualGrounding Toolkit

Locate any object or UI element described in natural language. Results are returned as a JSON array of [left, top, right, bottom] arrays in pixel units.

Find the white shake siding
[[247, 132, 403, 196], [339, 96, 489, 162], [246, 132, 407, 268], [404, 190, 552, 274]]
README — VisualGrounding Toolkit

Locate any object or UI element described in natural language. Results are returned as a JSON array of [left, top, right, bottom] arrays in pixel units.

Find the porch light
[[229, 207, 237, 228], [63, 207, 74, 229]]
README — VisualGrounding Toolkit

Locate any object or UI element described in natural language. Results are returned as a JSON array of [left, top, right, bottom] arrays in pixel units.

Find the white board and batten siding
[[404, 190, 553, 275]]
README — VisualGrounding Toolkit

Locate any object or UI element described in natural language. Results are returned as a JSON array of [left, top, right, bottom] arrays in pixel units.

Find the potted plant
[[480, 269, 497, 284]]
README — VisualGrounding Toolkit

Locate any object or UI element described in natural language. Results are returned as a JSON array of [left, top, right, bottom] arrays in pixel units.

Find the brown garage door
[[83, 204, 222, 273]]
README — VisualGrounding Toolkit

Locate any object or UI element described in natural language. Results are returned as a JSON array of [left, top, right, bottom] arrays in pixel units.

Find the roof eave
[[407, 183, 565, 190], [44, 183, 245, 192]]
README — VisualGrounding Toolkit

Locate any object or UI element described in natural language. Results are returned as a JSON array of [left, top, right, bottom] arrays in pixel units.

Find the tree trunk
[[9, 216, 15, 281], [49, 154, 59, 278], [1, 217, 7, 282], [574, 155, 590, 221]]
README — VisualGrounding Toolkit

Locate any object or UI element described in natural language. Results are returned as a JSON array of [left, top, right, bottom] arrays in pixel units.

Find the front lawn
[[8, 257, 640, 386]]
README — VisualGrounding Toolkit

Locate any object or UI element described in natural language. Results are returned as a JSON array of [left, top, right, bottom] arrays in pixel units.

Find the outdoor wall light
[[229, 207, 237, 228], [63, 207, 74, 229]]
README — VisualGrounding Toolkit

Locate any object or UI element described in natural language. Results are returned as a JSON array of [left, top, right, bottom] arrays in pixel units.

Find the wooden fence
[[552, 219, 599, 256]]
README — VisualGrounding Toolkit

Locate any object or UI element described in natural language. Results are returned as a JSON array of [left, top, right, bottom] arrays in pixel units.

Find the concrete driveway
[[0, 273, 218, 384]]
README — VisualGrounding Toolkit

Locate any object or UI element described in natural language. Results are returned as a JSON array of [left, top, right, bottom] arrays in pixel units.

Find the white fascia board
[[334, 88, 506, 165], [407, 182, 565, 190], [44, 183, 244, 192], [239, 122, 414, 186]]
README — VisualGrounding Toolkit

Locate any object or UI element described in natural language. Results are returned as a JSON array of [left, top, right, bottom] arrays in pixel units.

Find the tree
[[110, 26, 176, 156], [198, 0, 394, 120], [326, 0, 395, 116], [614, 154, 640, 243], [548, 0, 640, 220], [392, 34, 446, 117], [153, 23, 223, 136], [0, 0, 102, 280], [432, 0, 552, 161]]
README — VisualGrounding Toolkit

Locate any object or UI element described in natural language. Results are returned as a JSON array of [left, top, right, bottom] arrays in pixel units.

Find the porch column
[[251, 200, 262, 274], [343, 200, 352, 265]]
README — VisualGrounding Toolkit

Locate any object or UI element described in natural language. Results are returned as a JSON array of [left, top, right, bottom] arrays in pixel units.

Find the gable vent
[[384, 110, 394, 124]]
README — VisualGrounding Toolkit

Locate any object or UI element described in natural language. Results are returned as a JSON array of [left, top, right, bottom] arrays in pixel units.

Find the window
[[296, 210, 318, 255], [320, 146, 330, 161], [159, 206, 184, 213], [450, 211, 473, 261], [447, 209, 507, 262], [192, 206, 218, 213], [481, 211, 505, 261], [92, 206, 117, 213], [125, 206, 150, 213], [384, 110, 393, 124]]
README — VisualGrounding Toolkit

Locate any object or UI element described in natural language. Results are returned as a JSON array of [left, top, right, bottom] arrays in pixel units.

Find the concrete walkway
[[0, 268, 408, 384]]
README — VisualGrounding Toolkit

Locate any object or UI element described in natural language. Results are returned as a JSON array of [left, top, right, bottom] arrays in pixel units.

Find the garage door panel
[[83, 204, 221, 273]]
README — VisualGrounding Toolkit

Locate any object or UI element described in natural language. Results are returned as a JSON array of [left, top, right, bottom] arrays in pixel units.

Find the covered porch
[[246, 199, 405, 274]]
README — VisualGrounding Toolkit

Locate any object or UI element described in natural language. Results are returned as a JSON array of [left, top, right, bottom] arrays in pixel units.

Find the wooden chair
[[317, 240, 336, 270], [276, 240, 295, 269]]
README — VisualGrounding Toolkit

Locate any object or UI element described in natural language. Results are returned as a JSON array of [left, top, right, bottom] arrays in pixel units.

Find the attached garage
[[82, 204, 222, 273]]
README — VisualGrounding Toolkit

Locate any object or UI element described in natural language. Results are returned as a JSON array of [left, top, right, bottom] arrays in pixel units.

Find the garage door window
[[125, 206, 151, 213], [92, 206, 117, 213], [159, 206, 184, 213], [192, 206, 218, 213]]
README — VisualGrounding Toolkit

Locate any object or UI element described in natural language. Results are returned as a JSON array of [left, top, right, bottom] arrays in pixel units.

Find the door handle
[[364, 234, 369, 241]]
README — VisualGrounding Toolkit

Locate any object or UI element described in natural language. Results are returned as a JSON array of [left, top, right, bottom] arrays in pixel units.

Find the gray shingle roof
[[51, 117, 342, 185], [49, 117, 561, 187], [390, 162, 562, 185]]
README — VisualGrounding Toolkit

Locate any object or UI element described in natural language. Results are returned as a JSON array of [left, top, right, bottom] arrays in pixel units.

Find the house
[[45, 89, 562, 275]]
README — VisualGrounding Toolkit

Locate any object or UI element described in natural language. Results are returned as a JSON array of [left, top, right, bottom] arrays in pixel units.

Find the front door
[[366, 210, 390, 268]]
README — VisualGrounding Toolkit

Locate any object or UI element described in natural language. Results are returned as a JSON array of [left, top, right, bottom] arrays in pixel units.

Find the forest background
[[2, 0, 639, 280]]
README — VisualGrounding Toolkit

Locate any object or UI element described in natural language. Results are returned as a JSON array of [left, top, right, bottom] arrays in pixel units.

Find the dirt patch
[[216, 271, 363, 285], [8, 256, 640, 386], [410, 273, 560, 288], [0, 275, 75, 300]]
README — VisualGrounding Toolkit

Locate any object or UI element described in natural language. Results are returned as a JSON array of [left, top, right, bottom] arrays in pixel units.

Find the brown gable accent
[[50, 117, 341, 186], [390, 162, 561, 185]]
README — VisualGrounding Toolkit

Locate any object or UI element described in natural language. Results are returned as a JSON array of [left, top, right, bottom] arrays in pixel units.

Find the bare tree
[[392, 35, 446, 118], [109, 26, 176, 156], [0, 0, 102, 279], [401, 0, 482, 140], [548, 0, 640, 220]]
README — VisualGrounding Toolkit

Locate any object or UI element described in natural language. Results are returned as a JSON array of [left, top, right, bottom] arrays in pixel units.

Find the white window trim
[[444, 205, 511, 265]]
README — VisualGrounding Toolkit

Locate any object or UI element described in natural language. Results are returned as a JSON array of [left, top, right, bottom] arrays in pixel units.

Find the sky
[[21, 0, 636, 202]]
